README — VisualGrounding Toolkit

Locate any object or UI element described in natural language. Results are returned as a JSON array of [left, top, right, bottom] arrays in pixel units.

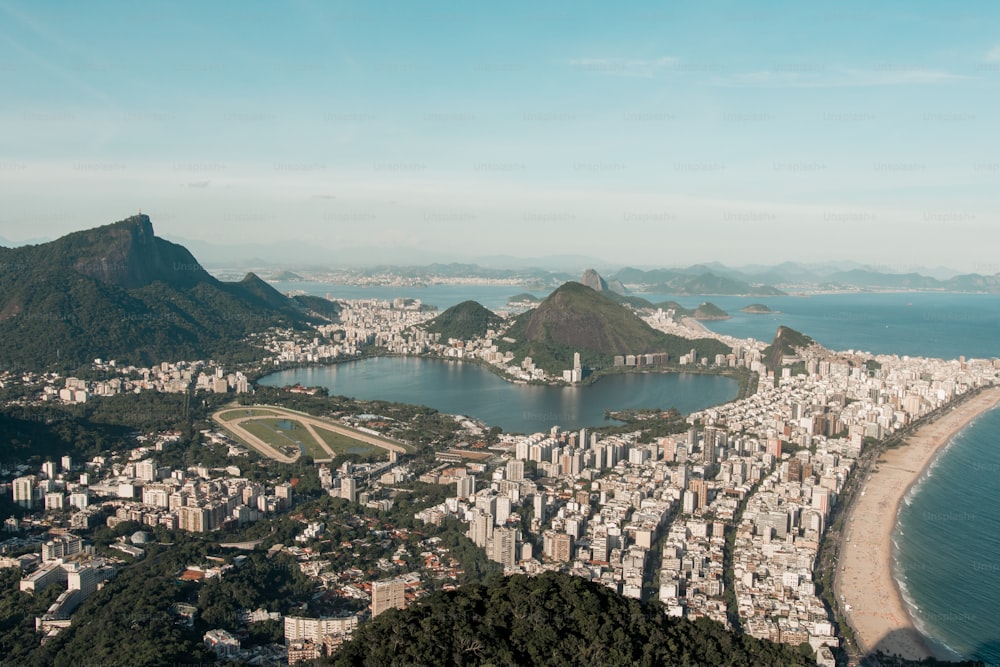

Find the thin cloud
[[712, 67, 971, 88], [569, 56, 680, 78], [986, 45, 1000, 63]]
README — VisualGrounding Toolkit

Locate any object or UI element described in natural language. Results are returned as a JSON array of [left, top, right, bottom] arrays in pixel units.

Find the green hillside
[[424, 300, 504, 341], [327, 571, 814, 667], [762, 326, 816, 371], [0, 215, 315, 370], [694, 302, 730, 320], [292, 294, 341, 321], [499, 282, 729, 374]]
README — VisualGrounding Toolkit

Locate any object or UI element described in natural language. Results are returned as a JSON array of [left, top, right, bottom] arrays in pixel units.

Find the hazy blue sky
[[1, 0, 998, 270]]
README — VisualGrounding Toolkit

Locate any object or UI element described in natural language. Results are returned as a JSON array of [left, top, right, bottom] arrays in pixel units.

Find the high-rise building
[[812, 488, 831, 514], [371, 579, 406, 617], [515, 439, 530, 460], [476, 494, 497, 517], [757, 511, 789, 539], [494, 496, 512, 526], [284, 615, 358, 643], [69, 491, 89, 510], [135, 460, 157, 482], [170, 490, 189, 511], [492, 527, 517, 568], [552, 533, 573, 562], [785, 459, 803, 483], [456, 474, 475, 498], [682, 490, 695, 514], [341, 478, 356, 503], [178, 505, 209, 533], [65, 561, 115, 596], [672, 465, 689, 490], [688, 479, 708, 510], [13, 476, 35, 509], [533, 493, 546, 523], [590, 535, 608, 563], [275, 482, 293, 509], [659, 438, 674, 462], [44, 492, 65, 511], [42, 534, 83, 562], [505, 460, 524, 483], [592, 444, 605, 470], [767, 437, 782, 458], [469, 511, 493, 548]]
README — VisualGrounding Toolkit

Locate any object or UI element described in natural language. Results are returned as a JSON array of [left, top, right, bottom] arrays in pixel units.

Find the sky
[[1, 0, 998, 271]]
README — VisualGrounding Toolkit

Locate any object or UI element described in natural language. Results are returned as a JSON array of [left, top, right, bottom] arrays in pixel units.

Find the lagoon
[[259, 356, 738, 434]]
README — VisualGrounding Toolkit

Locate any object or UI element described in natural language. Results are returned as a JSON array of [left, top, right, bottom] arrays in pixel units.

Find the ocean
[[272, 280, 1000, 658], [895, 407, 1000, 665]]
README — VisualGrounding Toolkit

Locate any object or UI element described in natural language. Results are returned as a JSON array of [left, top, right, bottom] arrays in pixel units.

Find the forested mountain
[[328, 571, 815, 667], [499, 282, 730, 373], [423, 300, 503, 341], [0, 214, 319, 370], [762, 326, 817, 372]]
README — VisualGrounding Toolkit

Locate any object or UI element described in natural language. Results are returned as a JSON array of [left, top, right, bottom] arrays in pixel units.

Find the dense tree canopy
[[328, 571, 814, 667]]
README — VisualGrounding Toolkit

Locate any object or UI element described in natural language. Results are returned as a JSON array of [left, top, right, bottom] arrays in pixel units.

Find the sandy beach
[[836, 386, 1000, 661], [680, 317, 712, 334]]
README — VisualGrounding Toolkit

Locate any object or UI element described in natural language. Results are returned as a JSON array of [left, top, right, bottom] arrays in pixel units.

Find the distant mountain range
[[0, 215, 328, 370], [693, 262, 1000, 292], [3, 228, 993, 291], [609, 267, 785, 296], [222, 254, 1000, 294]]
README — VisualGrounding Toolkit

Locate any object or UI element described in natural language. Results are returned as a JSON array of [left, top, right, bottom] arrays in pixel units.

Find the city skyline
[[1, 1, 999, 270]]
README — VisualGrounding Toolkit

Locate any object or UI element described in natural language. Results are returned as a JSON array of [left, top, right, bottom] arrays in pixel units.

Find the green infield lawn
[[240, 418, 327, 459], [313, 426, 383, 457], [218, 408, 280, 421]]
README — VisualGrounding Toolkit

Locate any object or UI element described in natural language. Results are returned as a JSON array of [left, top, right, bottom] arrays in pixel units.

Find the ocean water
[[644, 292, 1000, 360], [895, 407, 1000, 665]]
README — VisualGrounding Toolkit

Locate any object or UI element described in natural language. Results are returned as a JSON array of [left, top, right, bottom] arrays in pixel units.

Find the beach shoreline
[[680, 317, 712, 334], [835, 386, 1000, 661]]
